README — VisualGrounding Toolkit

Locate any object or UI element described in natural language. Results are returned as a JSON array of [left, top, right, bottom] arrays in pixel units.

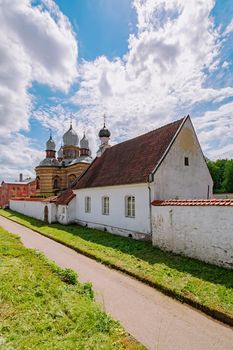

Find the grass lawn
[[0, 226, 144, 350], [1, 209, 233, 326]]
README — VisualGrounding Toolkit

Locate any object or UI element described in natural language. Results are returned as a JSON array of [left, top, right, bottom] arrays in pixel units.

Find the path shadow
[[4, 209, 233, 290]]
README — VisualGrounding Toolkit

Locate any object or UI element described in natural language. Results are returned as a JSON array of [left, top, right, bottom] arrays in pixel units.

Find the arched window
[[102, 196, 109, 215], [36, 177, 40, 190], [125, 196, 135, 218], [67, 149, 71, 157], [53, 176, 60, 189]]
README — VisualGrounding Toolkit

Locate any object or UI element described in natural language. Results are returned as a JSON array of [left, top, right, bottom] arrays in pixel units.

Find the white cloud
[[0, 0, 78, 180], [223, 18, 233, 36], [194, 101, 233, 159], [0, 133, 43, 182], [73, 0, 233, 154], [0, 0, 77, 133]]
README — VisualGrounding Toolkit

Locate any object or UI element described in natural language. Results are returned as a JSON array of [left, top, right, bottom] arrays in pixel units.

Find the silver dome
[[58, 145, 63, 158], [80, 133, 89, 149], [63, 124, 78, 146], [46, 136, 56, 151], [39, 158, 59, 166]]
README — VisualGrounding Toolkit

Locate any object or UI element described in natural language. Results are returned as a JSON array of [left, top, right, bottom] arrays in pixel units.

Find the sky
[[0, 0, 233, 182]]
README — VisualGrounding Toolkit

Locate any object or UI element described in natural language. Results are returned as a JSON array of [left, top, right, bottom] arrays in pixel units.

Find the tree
[[222, 160, 233, 193], [207, 161, 223, 192]]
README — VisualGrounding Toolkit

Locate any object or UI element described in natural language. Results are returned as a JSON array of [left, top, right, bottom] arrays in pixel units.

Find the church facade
[[35, 122, 92, 195]]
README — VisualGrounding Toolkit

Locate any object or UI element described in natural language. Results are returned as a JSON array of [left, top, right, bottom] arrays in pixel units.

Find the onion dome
[[46, 135, 56, 151], [63, 123, 78, 146], [98, 124, 111, 138], [58, 145, 63, 158], [80, 133, 89, 149]]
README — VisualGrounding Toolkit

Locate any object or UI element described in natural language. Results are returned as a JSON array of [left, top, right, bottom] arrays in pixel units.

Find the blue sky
[[0, 0, 233, 181]]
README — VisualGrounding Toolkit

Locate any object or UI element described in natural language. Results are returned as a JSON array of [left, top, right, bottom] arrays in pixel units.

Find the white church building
[[11, 115, 213, 237], [70, 115, 213, 239], [11, 115, 233, 268]]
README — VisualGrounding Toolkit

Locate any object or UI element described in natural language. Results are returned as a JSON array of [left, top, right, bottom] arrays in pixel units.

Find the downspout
[[148, 173, 153, 235]]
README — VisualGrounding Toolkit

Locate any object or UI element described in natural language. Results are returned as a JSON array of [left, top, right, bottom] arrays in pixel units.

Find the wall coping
[[151, 199, 233, 206]]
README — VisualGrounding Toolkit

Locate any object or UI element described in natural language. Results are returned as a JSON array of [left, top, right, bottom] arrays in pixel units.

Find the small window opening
[[184, 157, 189, 166]]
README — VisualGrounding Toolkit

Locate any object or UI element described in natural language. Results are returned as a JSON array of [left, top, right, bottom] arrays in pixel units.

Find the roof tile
[[74, 117, 185, 189], [151, 199, 233, 206]]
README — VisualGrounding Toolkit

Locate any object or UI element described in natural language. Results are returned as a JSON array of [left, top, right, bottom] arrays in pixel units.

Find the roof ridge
[[74, 116, 187, 189]]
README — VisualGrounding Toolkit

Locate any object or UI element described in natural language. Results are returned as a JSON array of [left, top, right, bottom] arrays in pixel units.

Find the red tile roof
[[151, 199, 233, 206], [74, 117, 186, 189], [11, 197, 45, 202], [11, 196, 57, 203], [56, 189, 76, 205]]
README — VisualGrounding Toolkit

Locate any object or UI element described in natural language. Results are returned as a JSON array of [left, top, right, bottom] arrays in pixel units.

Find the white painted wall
[[10, 199, 56, 224], [152, 205, 233, 268], [74, 183, 151, 239], [57, 197, 76, 225], [153, 118, 213, 200]]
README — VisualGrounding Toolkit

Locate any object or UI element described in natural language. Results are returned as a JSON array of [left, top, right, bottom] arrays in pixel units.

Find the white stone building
[[71, 115, 213, 239], [11, 115, 233, 268]]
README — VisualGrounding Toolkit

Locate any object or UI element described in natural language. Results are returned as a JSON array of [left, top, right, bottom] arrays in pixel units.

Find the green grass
[[0, 226, 144, 350], [1, 209, 233, 325]]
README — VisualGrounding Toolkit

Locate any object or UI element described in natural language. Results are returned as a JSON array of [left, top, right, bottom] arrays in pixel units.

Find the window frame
[[85, 196, 91, 213], [102, 196, 109, 215], [125, 196, 135, 218]]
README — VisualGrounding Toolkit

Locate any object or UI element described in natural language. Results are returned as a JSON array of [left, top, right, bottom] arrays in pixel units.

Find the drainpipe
[[148, 173, 153, 235]]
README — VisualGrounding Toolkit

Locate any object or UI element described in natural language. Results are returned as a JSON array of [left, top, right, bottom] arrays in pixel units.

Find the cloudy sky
[[0, 0, 233, 181]]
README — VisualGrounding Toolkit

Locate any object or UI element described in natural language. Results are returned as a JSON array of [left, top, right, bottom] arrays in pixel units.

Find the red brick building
[[0, 175, 36, 208]]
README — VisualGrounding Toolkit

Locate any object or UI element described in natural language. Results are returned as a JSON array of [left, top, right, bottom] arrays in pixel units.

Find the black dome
[[99, 126, 111, 138]]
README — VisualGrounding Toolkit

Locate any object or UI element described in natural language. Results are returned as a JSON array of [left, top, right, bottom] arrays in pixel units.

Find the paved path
[[0, 216, 232, 350]]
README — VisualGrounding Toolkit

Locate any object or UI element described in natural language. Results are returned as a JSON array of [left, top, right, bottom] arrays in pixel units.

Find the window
[[53, 177, 60, 189], [67, 149, 71, 157], [184, 157, 189, 166], [85, 196, 91, 213], [125, 196, 135, 218], [102, 196, 109, 215], [36, 177, 40, 190]]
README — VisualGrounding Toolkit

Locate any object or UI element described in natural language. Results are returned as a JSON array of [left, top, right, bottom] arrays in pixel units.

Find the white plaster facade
[[153, 118, 213, 200], [152, 205, 233, 268], [74, 183, 151, 239], [10, 199, 56, 224], [73, 117, 213, 238], [57, 197, 76, 225]]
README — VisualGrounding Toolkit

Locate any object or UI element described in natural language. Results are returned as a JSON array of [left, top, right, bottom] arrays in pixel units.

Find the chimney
[[19, 173, 23, 182]]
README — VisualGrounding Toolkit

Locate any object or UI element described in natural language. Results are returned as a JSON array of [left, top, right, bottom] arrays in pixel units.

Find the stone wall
[[10, 199, 56, 224], [152, 204, 233, 268]]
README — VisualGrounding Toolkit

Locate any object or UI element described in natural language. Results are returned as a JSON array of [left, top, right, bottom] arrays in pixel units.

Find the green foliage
[[0, 227, 144, 350], [222, 160, 233, 193], [207, 159, 233, 192], [1, 209, 233, 320]]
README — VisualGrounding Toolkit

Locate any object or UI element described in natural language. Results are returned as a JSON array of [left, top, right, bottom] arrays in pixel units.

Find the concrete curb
[[1, 212, 233, 329]]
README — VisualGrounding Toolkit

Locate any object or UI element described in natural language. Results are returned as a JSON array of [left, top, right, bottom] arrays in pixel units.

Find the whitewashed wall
[[10, 199, 56, 224], [152, 205, 233, 268], [74, 183, 151, 239], [153, 118, 213, 200], [57, 197, 76, 225]]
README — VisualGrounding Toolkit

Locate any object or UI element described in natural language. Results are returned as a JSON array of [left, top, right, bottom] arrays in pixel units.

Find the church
[[13, 115, 213, 237], [11, 116, 233, 268], [35, 122, 92, 195]]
